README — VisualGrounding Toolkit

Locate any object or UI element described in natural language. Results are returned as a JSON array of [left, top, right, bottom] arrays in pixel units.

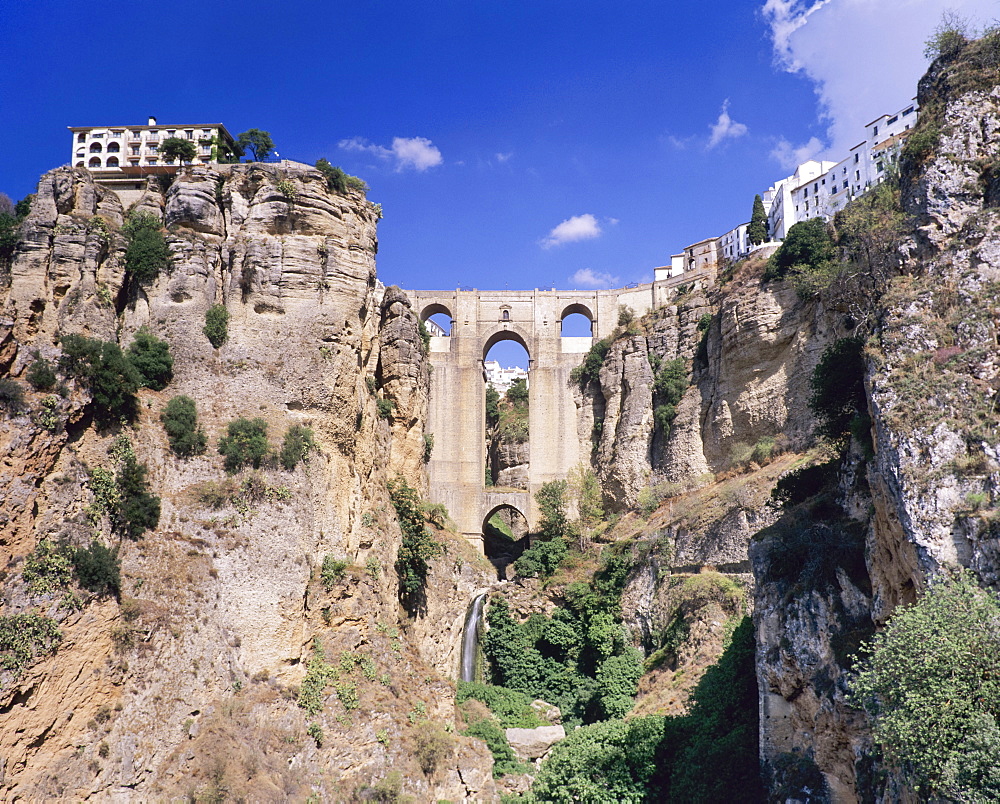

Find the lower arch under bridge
[[406, 273, 711, 547]]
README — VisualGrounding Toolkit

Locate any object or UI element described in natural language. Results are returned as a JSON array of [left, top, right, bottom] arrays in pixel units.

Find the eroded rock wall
[[0, 164, 496, 801]]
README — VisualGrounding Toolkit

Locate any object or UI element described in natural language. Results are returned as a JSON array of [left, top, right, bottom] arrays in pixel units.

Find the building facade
[[68, 117, 237, 174]]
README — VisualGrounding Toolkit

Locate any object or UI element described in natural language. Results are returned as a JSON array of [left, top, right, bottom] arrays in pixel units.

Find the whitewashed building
[[483, 361, 528, 395], [69, 117, 238, 174]]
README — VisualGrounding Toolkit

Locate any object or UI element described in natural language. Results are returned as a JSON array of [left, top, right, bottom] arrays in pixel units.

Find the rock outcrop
[[0, 163, 497, 801]]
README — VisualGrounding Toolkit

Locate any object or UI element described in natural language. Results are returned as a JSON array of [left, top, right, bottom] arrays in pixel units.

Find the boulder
[[505, 725, 566, 761]]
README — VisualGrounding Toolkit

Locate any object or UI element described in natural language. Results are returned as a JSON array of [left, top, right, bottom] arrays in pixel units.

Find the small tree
[[280, 424, 315, 470], [159, 137, 197, 165], [505, 377, 528, 408], [26, 354, 56, 391], [123, 212, 169, 282], [203, 304, 229, 348], [72, 541, 121, 596], [389, 477, 443, 612], [764, 217, 834, 281], [923, 10, 973, 60], [218, 417, 270, 473], [161, 395, 207, 457], [117, 454, 161, 539], [237, 129, 275, 162], [126, 328, 173, 390], [850, 571, 1000, 800], [748, 194, 769, 245]]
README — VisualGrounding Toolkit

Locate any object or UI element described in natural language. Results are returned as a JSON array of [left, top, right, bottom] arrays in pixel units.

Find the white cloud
[[707, 100, 749, 148], [495, 152, 513, 163], [760, 0, 997, 161], [338, 135, 443, 172], [541, 213, 602, 248], [569, 268, 620, 288], [770, 135, 825, 170]]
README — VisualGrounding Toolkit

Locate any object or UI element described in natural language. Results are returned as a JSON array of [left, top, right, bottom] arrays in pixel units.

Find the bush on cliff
[[160, 395, 207, 457], [763, 218, 834, 282], [123, 212, 169, 282], [850, 570, 1000, 801], [126, 328, 173, 390], [59, 334, 141, 426], [389, 477, 442, 614], [218, 417, 269, 472], [203, 304, 229, 348]]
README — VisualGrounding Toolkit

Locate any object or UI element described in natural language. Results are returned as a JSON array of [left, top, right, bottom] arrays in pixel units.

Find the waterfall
[[460, 593, 487, 683]]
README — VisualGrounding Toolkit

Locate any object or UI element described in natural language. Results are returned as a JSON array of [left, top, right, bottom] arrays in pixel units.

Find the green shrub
[[279, 424, 314, 470], [771, 459, 839, 509], [569, 338, 611, 386], [902, 122, 941, 164], [513, 536, 566, 578], [456, 682, 545, 729], [316, 159, 368, 195], [218, 417, 269, 473], [463, 718, 527, 777], [26, 355, 56, 391], [117, 454, 161, 539], [376, 398, 394, 419], [0, 378, 25, 414], [809, 337, 868, 443], [122, 212, 169, 282], [59, 334, 141, 426], [850, 570, 1000, 801], [160, 395, 207, 457], [126, 328, 173, 390], [389, 477, 443, 613], [320, 555, 348, 589], [72, 541, 121, 596], [0, 612, 62, 682], [653, 357, 687, 436], [764, 217, 835, 281], [422, 433, 434, 462], [22, 540, 73, 596], [203, 304, 229, 348]]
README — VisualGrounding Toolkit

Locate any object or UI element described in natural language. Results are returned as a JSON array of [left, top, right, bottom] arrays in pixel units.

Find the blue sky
[[2, 0, 995, 305]]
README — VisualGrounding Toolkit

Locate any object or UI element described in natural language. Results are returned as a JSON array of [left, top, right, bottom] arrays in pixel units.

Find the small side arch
[[420, 301, 453, 323], [482, 503, 530, 579], [560, 302, 595, 336]]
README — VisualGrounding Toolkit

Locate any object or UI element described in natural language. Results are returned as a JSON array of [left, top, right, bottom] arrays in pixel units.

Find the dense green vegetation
[[763, 217, 834, 282], [218, 417, 269, 472], [517, 617, 763, 802], [513, 480, 570, 578], [26, 353, 56, 391], [808, 336, 870, 445], [649, 356, 688, 436], [59, 334, 142, 426], [388, 477, 443, 613], [123, 211, 170, 282], [850, 570, 1000, 801], [0, 377, 25, 414], [203, 304, 229, 348], [158, 137, 197, 164], [569, 338, 611, 386], [0, 612, 62, 684], [126, 328, 173, 390], [280, 424, 315, 470], [72, 540, 121, 596], [0, 193, 30, 265], [236, 128, 275, 162], [315, 158, 369, 194], [160, 395, 207, 457], [748, 193, 769, 245]]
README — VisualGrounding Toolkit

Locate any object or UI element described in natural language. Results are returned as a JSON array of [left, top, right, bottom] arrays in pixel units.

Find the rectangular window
[[904, 106, 914, 115], [843, 180, 848, 190], [854, 153, 859, 163], [130, 160, 140, 166], [203, 129, 213, 137], [92, 132, 104, 139], [131, 147, 140, 155], [185, 130, 194, 139], [888, 115, 898, 125], [111, 129, 123, 136], [856, 170, 861, 181], [873, 125, 878, 136], [814, 183, 818, 192], [147, 158, 158, 165], [166, 130, 175, 136]]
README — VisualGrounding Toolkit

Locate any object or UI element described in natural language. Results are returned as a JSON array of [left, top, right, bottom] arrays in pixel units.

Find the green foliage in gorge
[[217, 417, 269, 473], [809, 336, 869, 445], [72, 540, 121, 597], [462, 717, 529, 777], [569, 338, 611, 386], [26, 354, 56, 391], [123, 212, 170, 282], [388, 477, 443, 613], [203, 304, 229, 348], [0, 612, 61, 684], [514, 481, 571, 578], [850, 570, 1000, 801], [126, 328, 173, 390], [160, 395, 207, 457], [280, 424, 315, 470], [59, 334, 141, 426], [455, 682, 545, 728], [650, 356, 687, 436]]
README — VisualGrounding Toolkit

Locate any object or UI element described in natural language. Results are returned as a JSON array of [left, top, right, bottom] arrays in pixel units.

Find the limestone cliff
[[0, 163, 497, 801]]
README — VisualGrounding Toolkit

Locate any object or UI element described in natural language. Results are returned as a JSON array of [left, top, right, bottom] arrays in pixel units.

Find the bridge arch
[[419, 302, 453, 323], [560, 301, 595, 323], [482, 326, 532, 363], [482, 501, 531, 579]]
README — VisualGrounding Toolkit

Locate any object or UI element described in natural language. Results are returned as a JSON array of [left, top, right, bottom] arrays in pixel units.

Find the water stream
[[460, 593, 487, 683]]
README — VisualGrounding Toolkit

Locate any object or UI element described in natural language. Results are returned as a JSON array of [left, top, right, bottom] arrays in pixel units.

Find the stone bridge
[[406, 270, 712, 546]]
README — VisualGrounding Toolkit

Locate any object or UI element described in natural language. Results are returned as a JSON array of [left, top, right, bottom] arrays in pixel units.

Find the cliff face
[[0, 164, 497, 801]]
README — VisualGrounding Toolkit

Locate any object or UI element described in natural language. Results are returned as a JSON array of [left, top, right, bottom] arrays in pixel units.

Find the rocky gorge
[[1, 36, 1000, 803]]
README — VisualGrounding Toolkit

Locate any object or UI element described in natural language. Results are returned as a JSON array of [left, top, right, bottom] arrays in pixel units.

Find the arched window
[[106, 156, 119, 167], [76, 148, 84, 157], [502, 309, 510, 321], [89, 142, 102, 153], [76, 161, 85, 167], [77, 132, 86, 143], [106, 142, 120, 153], [88, 157, 101, 167]]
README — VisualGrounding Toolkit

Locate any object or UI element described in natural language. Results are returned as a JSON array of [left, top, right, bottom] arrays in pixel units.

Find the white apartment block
[[763, 99, 918, 241], [69, 117, 237, 174], [718, 222, 751, 263], [483, 361, 528, 395]]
